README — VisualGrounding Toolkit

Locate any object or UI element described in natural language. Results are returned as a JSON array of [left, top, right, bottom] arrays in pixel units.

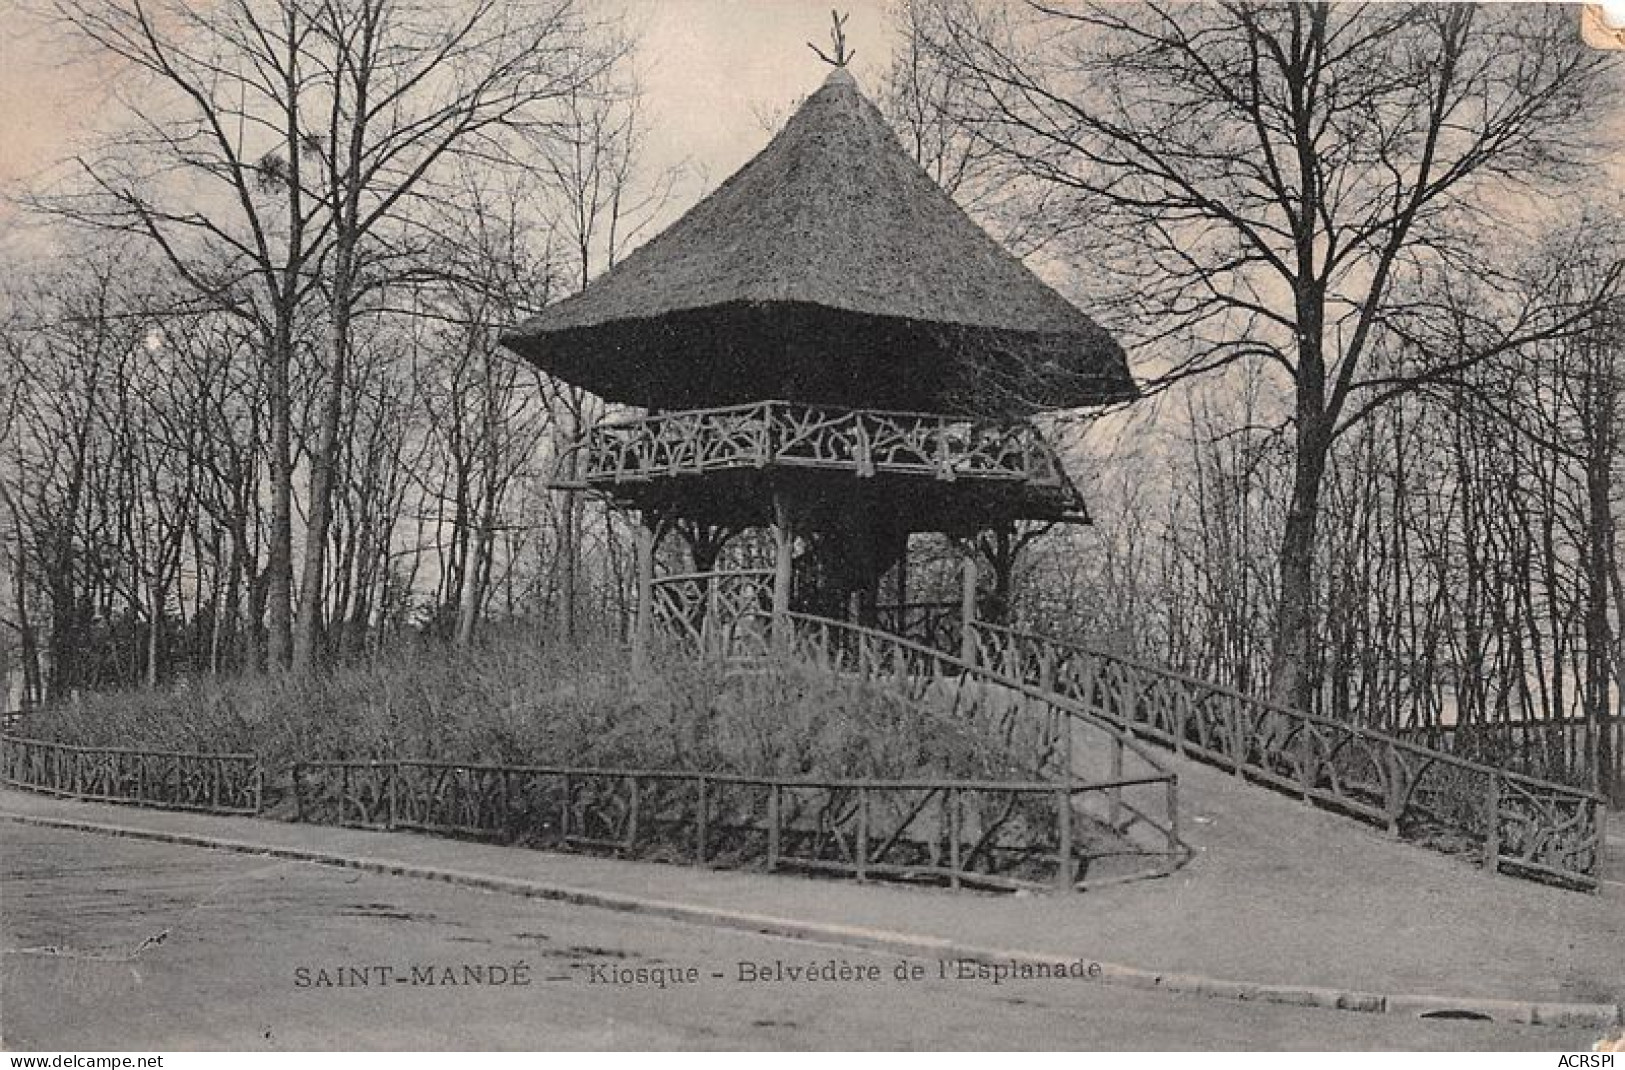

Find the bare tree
[[906, 0, 1623, 708], [39, 0, 335, 670]]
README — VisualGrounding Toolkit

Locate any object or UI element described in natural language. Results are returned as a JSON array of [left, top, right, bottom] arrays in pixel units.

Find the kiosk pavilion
[[500, 67, 1135, 661]]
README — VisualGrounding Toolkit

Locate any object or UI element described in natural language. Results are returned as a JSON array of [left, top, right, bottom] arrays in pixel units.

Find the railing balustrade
[[291, 758, 1182, 892], [562, 400, 1073, 493], [0, 735, 263, 815], [651, 569, 775, 657], [960, 622, 1607, 890]]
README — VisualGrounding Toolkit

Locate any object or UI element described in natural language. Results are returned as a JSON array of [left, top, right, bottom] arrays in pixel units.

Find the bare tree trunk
[[1271, 411, 1331, 713], [293, 282, 351, 672], [266, 330, 294, 670]]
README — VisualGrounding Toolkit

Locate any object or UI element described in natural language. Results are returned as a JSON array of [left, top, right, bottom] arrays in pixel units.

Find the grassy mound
[[17, 630, 1031, 784]]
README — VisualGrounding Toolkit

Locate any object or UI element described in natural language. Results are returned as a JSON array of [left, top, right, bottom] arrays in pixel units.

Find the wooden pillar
[[959, 547, 978, 665], [772, 491, 794, 651], [632, 512, 658, 674], [895, 532, 909, 609]]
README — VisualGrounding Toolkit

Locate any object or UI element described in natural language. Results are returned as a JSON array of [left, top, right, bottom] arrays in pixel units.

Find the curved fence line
[[961, 622, 1606, 890], [655, 604, 1193, 885], [291, 758, 1183, 893], [0, 734, 262, 815]]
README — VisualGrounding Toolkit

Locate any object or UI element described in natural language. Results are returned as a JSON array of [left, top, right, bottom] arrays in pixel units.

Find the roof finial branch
[[808, 9, 854, 68]]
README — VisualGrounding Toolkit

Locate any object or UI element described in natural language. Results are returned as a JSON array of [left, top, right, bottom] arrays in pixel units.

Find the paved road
[[0, 825, 1601, 1050]]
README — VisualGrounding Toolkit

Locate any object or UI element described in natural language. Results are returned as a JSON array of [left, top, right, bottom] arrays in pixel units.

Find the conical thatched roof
[[501, 68, 1135, 415]]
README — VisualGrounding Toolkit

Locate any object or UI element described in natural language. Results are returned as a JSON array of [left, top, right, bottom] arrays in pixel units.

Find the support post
[[1109, 736, 1123, 829], [632, 514, 657, 674], [856, 786, 869, 882], [625, 774, 639, 855], [386, 761, 397, 830], [1055, 783, 1074, 892], [696, 776, 709, 864], [766, 782, 782, 871], [959, 549, 978, 666], [896, 534, 908, 616], [1481, 772, 1501, 874], [1166, 777, 1181, 862], [772, 491, 794, 652]]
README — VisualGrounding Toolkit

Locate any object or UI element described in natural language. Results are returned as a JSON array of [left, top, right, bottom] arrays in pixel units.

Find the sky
[[0, 0, 900, 235], [2, 1, 1620, 261]]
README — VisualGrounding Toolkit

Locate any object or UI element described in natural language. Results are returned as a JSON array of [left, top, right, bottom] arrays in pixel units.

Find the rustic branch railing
[[0, 734, 263, 815], [1397, 718, 1618, 790], [562, 400, 1071, 490], [651, 569, 775, 657], [960, 623, 1607, 890], [874, 599, 963, 653], [291, 758, 1181, 892], [708, 608, 1190, 879]]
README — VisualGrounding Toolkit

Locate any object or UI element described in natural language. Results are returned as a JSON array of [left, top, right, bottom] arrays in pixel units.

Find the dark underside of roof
[[501, 300, 1134, 417]]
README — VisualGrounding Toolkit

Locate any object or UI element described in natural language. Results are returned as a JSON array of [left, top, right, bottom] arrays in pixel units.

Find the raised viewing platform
[[554, 400, 1089, 526]]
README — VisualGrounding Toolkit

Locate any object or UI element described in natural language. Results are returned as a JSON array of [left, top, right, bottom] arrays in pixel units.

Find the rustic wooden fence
[[291, 758, 1183, 892], [0, 734, 262, 815], [960, 622, 1608, 890], [566, 400, 1072, 489], [1397, 716, 1621, 791]]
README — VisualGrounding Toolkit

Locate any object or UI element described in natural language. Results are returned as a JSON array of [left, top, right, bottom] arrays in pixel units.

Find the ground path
[[2, 821, 1612, 1050], [2, 755, 1620, 1018]]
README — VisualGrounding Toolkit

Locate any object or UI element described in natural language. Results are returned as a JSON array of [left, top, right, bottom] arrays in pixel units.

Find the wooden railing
[[961, 623, 1608, 890], [651, 569, 775, 657], [688, 608, 1189, 878], [874, 599, 963, 654], [562, 400, 1073, 491], [1397, 717, 1618, 790], [291, 759, 1183, 893], [0, 734, 263, 815]]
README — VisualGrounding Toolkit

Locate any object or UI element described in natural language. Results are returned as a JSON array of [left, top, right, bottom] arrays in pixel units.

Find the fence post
[[696, 777, 709, 864], [561, 773, 573, 842], [1595, 802, 1608, 888], [625, 774, 640, 856], [1109, 737, 1124, 830], [1481, 772, 1502, 874], [1055, 784, 1074, 892], [292, 763, 304, 823], [1385, 745, 1403, 836], [1174, 688, 1189, 758], [1228, 699, 1245, 776], [856, 787, 869, 882], [766, 783, 781, 872], [341, 763, 352, 826], [1166, 777, 1181, 861], [387, 762, 398, 830], [500, 769, 512, 838]]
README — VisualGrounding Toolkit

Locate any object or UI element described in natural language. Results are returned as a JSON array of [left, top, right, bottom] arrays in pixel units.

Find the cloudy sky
[[3, 1, 1620, 253], [0, 0, 898, 236]]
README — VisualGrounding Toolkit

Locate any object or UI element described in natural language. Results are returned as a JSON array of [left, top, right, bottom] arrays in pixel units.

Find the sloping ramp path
[[3, 782, 1618, 1011]]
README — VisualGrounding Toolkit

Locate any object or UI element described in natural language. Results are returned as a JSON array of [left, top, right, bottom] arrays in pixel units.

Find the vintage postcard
[[0, 0, 1621, 1056]]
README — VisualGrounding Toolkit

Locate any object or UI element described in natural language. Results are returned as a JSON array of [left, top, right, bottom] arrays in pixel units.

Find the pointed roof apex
[[501, 58, 1135, 415], [823, 66, 857, 89]]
